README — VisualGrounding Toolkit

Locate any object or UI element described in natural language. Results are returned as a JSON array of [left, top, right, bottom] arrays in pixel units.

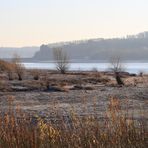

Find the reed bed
[[0, 96, 147, 148]]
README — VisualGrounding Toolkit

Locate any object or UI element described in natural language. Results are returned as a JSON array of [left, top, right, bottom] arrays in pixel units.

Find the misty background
[[0, 32, 148, 62]]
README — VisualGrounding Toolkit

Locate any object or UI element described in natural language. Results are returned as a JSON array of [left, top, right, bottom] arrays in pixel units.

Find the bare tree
[[12, 54, 25, 81], [53, 48, 69, 74], [109, 57, 124, 85]]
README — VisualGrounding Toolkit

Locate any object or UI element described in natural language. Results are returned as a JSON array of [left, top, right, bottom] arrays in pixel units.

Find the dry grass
[[30, 69, 41, 80], [0, 60, 14, 80], [11, 54, 25, 81], [0, 59, 25, 81], [0, 96, 147, 148]]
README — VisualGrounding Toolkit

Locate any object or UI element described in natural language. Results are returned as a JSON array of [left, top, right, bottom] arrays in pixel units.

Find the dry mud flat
[[0, 71, 148, 123], [0, 85, 147, 122]]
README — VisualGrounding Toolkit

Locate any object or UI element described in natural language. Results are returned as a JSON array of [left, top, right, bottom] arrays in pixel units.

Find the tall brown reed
[[0, 96, 147, 148]]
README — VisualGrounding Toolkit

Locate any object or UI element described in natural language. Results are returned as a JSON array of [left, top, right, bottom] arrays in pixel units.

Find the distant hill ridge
[[33, 31, 148, 62], [0, 46, 39, 58], [47, 31, 148, 48]]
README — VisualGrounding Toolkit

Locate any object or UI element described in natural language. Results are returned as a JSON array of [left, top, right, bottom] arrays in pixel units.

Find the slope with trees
[[33, 32, 148, 62]]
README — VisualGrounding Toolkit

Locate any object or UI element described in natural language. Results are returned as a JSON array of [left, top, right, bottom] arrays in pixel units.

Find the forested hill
[[33, 32, 148, 62]]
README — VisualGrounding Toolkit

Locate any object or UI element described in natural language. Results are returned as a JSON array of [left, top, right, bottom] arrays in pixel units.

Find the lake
[[23, 62, 148, 74]]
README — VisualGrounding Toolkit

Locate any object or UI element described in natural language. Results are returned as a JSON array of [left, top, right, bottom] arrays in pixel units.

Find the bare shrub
[[31, 69, 40, 80], [0, 60, 14, 80], [43, 72, 50, 90], [109, 57, 124, 85], [6, 66, 14, 80], [0, 59, 8, 72], [53, 48, 69, 74], [139, 71, 143, 77], [12, 54, 25, 81], [92, 67, 98, 72]]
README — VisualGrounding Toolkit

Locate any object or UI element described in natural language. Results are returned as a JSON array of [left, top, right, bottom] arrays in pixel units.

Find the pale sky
[[0, 0, 148, 47]]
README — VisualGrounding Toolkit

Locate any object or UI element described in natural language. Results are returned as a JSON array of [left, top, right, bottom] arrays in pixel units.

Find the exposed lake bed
[[0, 70, 147, 123]]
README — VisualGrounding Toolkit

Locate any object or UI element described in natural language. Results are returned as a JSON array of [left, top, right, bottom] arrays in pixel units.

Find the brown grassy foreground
[[0, 97, 147, 148], [0, 59, 147, 147]]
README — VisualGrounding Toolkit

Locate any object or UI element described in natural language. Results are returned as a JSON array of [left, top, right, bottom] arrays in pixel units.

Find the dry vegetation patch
[[0, 97, 147, 148]]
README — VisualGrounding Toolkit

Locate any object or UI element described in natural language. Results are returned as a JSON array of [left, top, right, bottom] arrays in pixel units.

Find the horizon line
[[1, 30, 147, 48]]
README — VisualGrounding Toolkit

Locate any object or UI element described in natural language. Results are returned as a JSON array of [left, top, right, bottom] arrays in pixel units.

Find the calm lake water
[[23, 63, 148, 74]]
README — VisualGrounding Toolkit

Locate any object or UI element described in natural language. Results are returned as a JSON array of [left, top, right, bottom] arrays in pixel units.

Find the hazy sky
[[0, 0, 148, 47]]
